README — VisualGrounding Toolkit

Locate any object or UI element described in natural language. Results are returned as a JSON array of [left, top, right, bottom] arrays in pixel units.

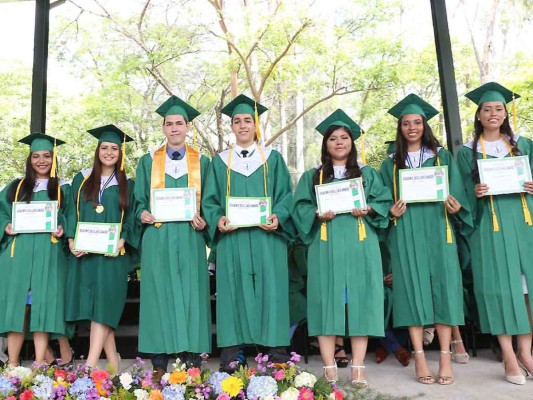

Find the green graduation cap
[[465, 82, 520, 105], [385, 140, 396, 154], [19, 132, 66, 152], [155, 95, 201, 122], [388, 94, 439, 121], [315, 109, 362, 139], [221, 94, 268, 118], [87, 124, 134, 146]]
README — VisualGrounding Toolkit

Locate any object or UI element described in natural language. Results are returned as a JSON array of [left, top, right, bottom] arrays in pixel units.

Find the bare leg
[[409, 326, 434, 384], [33, 332, 49, 365], [317, 335, 337, 381], [516, 333, 533, 373], [435, 323, 453, 383], [86, 322, 112, 368], [57, 337, 73, 364], [498, 334, 521, 376], [451, 326, 467, 353], [6, 332, 25, 366], [349, 336, 368, 382], [103, 330, 119, 373]]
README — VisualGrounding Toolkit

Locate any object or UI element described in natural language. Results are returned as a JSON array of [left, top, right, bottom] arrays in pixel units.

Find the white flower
[[294, 372, 317, 388], [280, 387, 299, 400], [6, 366, 32, 380], [134, 388, 149, 400], [161, 372, 170, 384], [119, 372, 133, 390]]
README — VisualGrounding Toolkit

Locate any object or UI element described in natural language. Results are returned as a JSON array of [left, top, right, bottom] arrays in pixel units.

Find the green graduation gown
[[202, 147, 295, 347], [292, 165, 392, 337], [65, 170, 138, 329], [380, 148, 472, 328], [0, 179, 70, 336], [135, 151, 211, 354], [457, 135, 533, 335]]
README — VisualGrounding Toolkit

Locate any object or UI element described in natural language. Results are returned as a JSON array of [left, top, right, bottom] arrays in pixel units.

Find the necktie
[[172, 151, 183, 160], [241, 150, 249, 158]]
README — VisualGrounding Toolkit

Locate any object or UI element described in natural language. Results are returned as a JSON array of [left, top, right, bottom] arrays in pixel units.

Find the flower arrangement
[[0, 353, 344, 400]]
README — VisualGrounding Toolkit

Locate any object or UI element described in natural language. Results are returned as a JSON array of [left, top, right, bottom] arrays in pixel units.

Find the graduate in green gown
[[292, 110, 391, 387], [457, 82, 533, 385], [0, 133, 69, 366], [135, 96, 211, 378], [65, 125, 137, 372], [380, 95, 472, 385], [202, 94, 295, 371]]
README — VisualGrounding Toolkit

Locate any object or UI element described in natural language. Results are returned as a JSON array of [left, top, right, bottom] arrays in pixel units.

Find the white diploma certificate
[[151, 188, 197, 222], [12, 201, 58, 233], [73, 222, 121, 255], [478, 156, 532, 195], [315, 178, 367, 215], [226, 196, 272, 227], [399, 166, 449, 203]]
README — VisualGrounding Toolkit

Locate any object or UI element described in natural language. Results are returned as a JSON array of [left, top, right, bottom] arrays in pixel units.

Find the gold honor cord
[[318, 168, 366, 242], [226, 146, 269, 198], [10, 178, 24, 257], [436, 157, 453, 244], [480, 136, 532, 228], [77, 174, 126, 255]]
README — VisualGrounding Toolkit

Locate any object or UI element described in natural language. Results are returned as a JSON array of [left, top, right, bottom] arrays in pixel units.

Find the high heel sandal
[[58, 349, 75, 369], [350, 362, 368, 389], [322, 364, 338, 384], [334, 344, 349, 368], [450, 340, 469, 364], [412, 350, 435, 384], [503, 361, 526, 385], [437, 351, 454, 385]]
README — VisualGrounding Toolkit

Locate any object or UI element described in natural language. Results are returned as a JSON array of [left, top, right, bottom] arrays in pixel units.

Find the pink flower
[[332, 389, 344, 400], [216, 394, 231, 400], [273, 369, 286, 381], [91, 369, 110, 382], [20, 390, 34, 400], [142, 378, 152, 388], [188, 367, 201, 379], [298, 387, 314, 400]]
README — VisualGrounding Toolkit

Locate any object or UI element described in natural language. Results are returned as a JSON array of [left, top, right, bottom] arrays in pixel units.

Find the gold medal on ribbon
[[95, 204, 105, 213]]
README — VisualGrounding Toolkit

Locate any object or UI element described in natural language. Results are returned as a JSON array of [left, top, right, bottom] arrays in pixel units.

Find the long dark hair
[[8, 152, 63, 206], [470, 103, 520, 182], [312, 125, 362, 186], [83, 143, 129, 211], [393, 116, 441, 169]]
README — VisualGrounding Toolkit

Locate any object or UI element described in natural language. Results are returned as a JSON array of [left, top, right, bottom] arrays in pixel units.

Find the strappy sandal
[[437, 351, 454, 385], [334, 344, 349, 368], [412, 350, 435, 385], [350, 362, 368, 389], [323, 364, 338, 384], [450, 340, 469, 364], [423, 329, 434, 346]]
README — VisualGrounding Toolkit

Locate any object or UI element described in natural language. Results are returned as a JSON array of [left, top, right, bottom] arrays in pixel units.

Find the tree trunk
[[296, 91, 305, 179]]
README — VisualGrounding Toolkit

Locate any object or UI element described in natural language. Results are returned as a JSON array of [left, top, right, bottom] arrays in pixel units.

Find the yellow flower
[[169, 370, 188, 384], [221, 376, 244, 397]]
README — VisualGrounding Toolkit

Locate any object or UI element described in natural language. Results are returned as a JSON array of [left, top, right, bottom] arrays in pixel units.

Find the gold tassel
[[360, 130, 366, 164], [120, 133, 126, 171], [520, 193, 533, 225], [51, 236, 58, 243], [320, 221, 327, 241], [154, 222, 162, 228], [358, 217, 366, 241], [120, 247, 126, 255], [489, 196, 500, 232], [444, 209, 452, 244], [51, 138, 57, 178], [254, 102, 261, 141], [10, 237, 16, 258], [512, 93, 518, 133]]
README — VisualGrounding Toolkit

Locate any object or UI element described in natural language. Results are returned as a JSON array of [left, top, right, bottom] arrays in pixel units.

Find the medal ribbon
[[77, 173, 126, 255], [98, 172, 116, 208]]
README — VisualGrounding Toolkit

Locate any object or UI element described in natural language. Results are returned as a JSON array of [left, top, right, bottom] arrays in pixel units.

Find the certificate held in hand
[[226, 196, 271, 227], [12, 201, 58, 234], [315, 178, 367, 215], [399, 166, 449, 203], [477, 156, 532, 195], [73, 222, 121, 255], [150, 188, 197, 222]]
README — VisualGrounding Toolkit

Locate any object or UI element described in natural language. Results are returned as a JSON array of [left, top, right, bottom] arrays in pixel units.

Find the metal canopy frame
[[25, 0, 464, 151]]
